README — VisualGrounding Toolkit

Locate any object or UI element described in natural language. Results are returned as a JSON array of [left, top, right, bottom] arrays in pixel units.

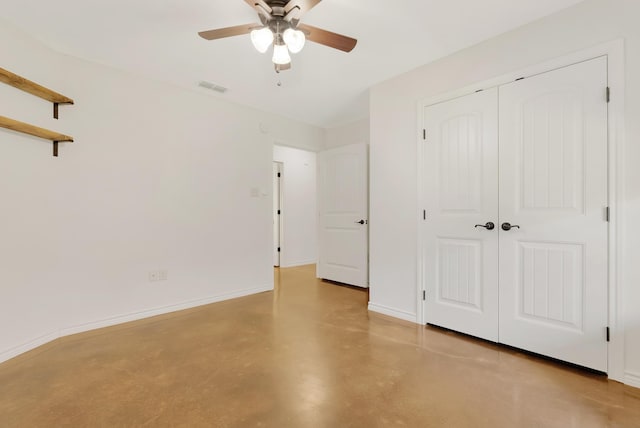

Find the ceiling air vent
[[198, 81, 228, 94]]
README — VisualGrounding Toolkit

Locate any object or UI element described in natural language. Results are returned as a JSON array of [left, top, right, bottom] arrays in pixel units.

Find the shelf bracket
[[0, 116, 73, 157], [52, 101, 73, 120]]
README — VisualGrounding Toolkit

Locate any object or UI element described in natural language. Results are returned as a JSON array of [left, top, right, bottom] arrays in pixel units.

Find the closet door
[[498, 57, 608, 371], [422, 88, 499, 342]]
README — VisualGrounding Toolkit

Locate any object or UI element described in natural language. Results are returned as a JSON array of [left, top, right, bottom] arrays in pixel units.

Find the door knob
[[501, 222, 520, 231], [355, 219, 367, 225], [474, 222, 495, 230]]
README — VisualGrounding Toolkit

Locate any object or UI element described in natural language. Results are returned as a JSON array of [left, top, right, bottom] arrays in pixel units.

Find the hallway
[[0, 265, 638, 427]]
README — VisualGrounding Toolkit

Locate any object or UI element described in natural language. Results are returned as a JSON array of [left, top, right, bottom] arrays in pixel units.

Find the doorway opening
[[272, 145, 318, 269]]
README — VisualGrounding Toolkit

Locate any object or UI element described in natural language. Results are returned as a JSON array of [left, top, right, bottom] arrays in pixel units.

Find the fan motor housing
[[271, 6, 286, 17]]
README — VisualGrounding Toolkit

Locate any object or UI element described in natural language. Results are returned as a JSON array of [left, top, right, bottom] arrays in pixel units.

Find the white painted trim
[[624, 372, 640, 390], [418, 40, 621, 108], [0, 331, 60, 366], [368, 302, 418, 324], [0, 284, 273, 365], [416, 39, 626, 383], [416, 129, 426, 326], [604, 41, 626, 384], [280, 260, 317, 268], [59, 284, 273, 336]]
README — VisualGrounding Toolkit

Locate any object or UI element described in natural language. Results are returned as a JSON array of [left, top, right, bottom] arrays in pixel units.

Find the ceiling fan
[[198, 0, 357, 72]]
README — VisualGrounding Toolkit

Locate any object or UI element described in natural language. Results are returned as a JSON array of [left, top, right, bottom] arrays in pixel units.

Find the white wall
[[324, 118, 370, 149], [369, 0, 640, 386], [273, 145, 317, 267], [0, 20, 324, 363]]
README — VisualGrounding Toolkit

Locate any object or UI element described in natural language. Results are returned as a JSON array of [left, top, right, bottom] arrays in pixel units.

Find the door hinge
[[423, 129, 426, 140], [515, 77, 525, 82], [277, 247, 281, 253], [606, 326, 610, 342], [277, 209, 281, 215], [423, 210, 426, 220], [606, 87, 611, 103], [606, 206, 610, 222], [422, 290, 426, 301]]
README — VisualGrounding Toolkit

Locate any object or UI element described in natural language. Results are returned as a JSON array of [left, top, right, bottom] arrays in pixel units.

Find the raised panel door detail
[[437, 239, 483, 311], [518, 241, 584, 330], [519, 91, 584, 212], [439, 114, 483, 214], [325, 229, 360, 270], [324, 153, 362, 214]]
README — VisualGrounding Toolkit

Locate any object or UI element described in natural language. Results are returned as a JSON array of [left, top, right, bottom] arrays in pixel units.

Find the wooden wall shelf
[[0, 67, 74, 106], [0, 66, 75, 156], [0, 116, 73, 157]]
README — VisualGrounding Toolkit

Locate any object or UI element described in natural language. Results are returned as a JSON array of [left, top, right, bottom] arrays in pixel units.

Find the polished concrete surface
[[1, 265, 639, 427]]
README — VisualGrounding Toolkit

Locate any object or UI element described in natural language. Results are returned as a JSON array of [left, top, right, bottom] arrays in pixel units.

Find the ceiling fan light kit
[[250, 25, 305, 65], [199, 0, 357, 72]]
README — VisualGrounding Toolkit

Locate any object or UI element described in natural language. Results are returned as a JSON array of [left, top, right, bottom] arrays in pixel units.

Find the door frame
[[416, 39, 626, 382]]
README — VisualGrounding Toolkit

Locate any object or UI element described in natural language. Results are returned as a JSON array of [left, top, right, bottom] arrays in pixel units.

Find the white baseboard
[[368, 302, 418, 324], [9, 288, 638, 389], [0, 284, 273, 365], [625, 371, 640, 389], [0, 331, 60, 366], [280, 260, 316, 268]]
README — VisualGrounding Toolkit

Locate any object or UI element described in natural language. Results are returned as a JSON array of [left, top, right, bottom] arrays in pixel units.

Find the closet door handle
[[474, 222, 495, 230], [501, 222, 520, 231]]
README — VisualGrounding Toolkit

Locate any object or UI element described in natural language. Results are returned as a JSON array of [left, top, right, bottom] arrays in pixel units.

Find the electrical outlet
[[149, 271, 159, 282], [158, 270, 168, 281]]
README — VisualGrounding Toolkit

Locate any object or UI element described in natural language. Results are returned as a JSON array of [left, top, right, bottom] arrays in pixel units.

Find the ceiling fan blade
[[198, 24, 256, 40], [285, 0, 322, 17], [297, 23, 357, 53]]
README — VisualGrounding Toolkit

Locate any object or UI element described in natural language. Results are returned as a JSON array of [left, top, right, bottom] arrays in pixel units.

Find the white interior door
[[317, 143, 369, 288], [273, 162, 282, 267], [498, 57, 609, 371], [422, 88, 499, 342]]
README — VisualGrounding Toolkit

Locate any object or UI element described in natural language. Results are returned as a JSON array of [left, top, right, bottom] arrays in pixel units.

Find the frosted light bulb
[[283, 28, 306, 54], [272, 43, 291, 65], [250, 27, 274, 53]]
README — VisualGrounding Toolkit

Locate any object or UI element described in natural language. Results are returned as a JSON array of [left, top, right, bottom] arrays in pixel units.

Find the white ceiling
[[2, 0, 584, 128]]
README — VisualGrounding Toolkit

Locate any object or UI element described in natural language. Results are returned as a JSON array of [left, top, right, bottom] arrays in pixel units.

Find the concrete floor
[[0, 265, 639, 427]]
